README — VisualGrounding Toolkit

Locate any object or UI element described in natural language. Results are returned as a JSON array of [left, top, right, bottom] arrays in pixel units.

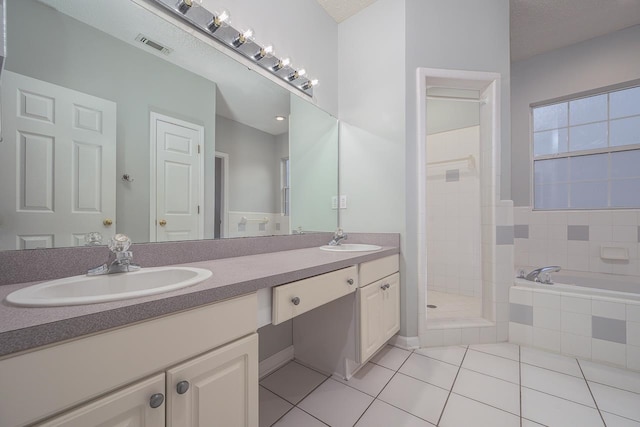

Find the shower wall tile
[[568, 225, 590, 241], [496, 226, 514, 245], [514, 224, 529, 238], [513, 207, 640, 278]]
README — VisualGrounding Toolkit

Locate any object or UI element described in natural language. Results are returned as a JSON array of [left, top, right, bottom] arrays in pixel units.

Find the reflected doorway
[[214, 152, 229, 239]]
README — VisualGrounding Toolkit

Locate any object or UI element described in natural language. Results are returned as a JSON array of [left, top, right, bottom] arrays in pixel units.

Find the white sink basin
[[5, 267, 213, 307], [320, 244, 382, 252]]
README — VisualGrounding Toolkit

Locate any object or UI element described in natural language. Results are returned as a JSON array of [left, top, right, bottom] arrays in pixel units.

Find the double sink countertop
[[0, 245, 398, 357]]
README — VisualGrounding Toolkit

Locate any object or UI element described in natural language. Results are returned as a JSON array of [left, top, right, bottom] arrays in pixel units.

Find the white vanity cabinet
[[358, 272, 400, 362], [291, 255, 400, 379], [0, 294, 258, 427]]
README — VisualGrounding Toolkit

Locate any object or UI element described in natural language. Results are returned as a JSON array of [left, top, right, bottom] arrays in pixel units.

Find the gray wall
[[511, 25, 640, 206], [215, 116, 281, 213], [338, 0, 509, 338], [404, 0, 510, 338], [6, 0, 217, 243], [222, 0, 339, 116], [258, 320, 292, 362]]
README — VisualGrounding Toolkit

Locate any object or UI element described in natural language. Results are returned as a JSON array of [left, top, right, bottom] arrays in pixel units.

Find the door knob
[[103, 219, 113, 226], [159, 219, 167, 226], [149, 393, 164, 409], [176, 380, 190, 394]]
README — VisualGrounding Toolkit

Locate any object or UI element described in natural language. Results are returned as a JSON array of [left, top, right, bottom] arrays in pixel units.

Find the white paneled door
[[151, 113, 203, 242], [0, 71, 116, 250]]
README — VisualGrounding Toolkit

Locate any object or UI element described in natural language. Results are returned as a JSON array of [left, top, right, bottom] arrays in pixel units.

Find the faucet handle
[[108, 234, 132, 253]]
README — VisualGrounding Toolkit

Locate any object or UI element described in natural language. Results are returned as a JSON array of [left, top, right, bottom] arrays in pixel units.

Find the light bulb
[[253, 44, 274, 60], [232, 28, 254, 47], [208, 10, 230, 32], [287, 67, 306, 81], [272, 57, 290, 71], [302, 79, 319, 90]]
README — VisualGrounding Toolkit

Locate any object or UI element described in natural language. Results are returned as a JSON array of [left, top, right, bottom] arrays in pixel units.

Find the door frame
[[214, 151, 229, 238], [416, 68, 501, 346], [149, 111, 205, 242]]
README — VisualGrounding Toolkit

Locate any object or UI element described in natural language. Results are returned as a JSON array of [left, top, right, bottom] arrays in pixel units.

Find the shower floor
[[427, 290, 482, 321]]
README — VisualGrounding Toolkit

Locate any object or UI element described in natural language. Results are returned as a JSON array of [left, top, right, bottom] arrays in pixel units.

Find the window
[[281, 158, 290, 216], [532, 85, 640, 210]]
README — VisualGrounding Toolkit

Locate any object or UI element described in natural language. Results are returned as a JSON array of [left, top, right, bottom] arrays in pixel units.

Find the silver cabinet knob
[[291, 297, 301, 305], [381, 284, 387, 290], [176, 380, 190, 394], [347, 278, 354, 285], [149, 393, 164, 409], [381, 283, 390, 290]]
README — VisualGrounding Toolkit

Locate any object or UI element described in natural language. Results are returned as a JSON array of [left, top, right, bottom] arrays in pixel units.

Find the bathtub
[[509, 272, 640, 372], [516, 271, 640, 301]]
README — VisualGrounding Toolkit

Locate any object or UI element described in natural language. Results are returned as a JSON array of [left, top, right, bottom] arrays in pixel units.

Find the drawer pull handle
[[291, 297, 301, 305], [176, 380, 190, 394], [149, 393, 164, 409], [347, 278, 354, 285]]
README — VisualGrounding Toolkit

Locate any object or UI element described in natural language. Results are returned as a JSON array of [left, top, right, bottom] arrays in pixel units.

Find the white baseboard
[[389, 335, 420, 350], [259, 345, 294, 379]]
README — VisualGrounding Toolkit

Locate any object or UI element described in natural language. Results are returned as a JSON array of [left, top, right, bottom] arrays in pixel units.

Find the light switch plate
[[339, 195, 347, 209], [331, 196, 338, 209]]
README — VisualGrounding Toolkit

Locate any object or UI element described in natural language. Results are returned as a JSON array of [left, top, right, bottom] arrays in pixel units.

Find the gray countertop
[[0, 246, 398, 357]]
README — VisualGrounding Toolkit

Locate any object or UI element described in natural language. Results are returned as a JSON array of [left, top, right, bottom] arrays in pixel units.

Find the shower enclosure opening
[[425, 87, 485, 328]]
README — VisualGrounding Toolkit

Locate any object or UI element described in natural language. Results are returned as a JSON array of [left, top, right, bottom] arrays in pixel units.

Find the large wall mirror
[[0, 0, 339, 250]]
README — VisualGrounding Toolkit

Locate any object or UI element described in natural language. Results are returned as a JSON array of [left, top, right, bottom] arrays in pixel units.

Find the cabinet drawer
[[272, 266, 358, 325], [359, 255, 399, 287]]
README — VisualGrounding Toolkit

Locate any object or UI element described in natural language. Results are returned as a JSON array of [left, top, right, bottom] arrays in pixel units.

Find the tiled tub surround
[[514, 207, 640, 277], [509, 280, 640, 371], [0, 233, 399, 357]]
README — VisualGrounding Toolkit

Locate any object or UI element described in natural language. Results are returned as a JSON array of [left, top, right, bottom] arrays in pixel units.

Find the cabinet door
[[167, 333, 258, 427], [358, 282, 384, 362], [35, 374, 165, 427], [382, 273, 401, 341]]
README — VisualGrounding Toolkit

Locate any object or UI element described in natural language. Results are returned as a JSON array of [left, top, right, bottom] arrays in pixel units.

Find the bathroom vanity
[[0, 243, 399, 427]]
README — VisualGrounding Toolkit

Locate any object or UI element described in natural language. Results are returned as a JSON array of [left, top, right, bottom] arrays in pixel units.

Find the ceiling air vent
[[135, 34, 173, 55]]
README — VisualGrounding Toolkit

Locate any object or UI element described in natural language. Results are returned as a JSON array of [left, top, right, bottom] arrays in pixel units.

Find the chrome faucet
[[87, 234, 141, 275], [524, 266, 561, 284], [328, 228, 348, 246]]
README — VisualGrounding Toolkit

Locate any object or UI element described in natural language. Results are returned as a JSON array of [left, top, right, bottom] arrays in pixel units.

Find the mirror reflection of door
[[150, 112, 204, 242], [0, 71, 116, 250], [213, 152, 229, 239]]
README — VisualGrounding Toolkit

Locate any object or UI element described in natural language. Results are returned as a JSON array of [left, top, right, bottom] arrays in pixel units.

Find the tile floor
[[259, 343, 640, 427]]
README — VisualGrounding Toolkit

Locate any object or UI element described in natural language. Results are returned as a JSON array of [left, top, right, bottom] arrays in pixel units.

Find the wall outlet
[[331, 196, 338, 209], [339, 195, 347, 209]]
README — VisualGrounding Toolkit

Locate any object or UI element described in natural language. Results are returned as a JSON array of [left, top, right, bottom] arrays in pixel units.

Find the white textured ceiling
[[316, 0, 640, 62], [316, 0, 377, 22]]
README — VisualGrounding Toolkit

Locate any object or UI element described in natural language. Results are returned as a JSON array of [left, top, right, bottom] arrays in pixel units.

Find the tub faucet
[[87, 234, 141, 275], [525, 266, 561, 284], [328, 228, 348, 246]]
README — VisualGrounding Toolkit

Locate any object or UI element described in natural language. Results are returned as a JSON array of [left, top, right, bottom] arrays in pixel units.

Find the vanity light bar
[[151, 0, 317, 97]]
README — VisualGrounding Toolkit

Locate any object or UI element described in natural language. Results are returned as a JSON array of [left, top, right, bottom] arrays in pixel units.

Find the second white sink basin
[[5, 267, 213, 307], [320, 244, 382, 252]]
